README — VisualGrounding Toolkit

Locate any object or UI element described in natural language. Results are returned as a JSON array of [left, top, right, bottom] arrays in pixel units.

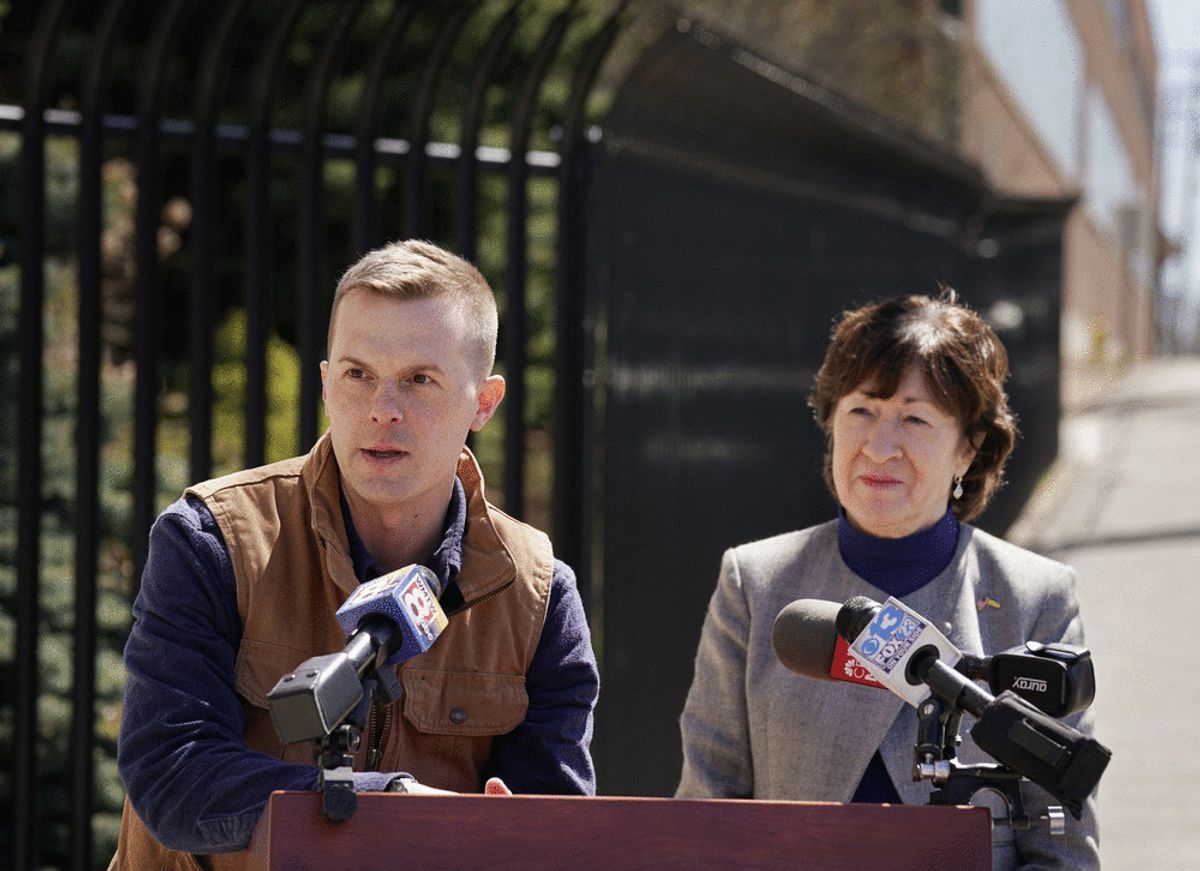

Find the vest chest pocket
[[234, 637, 326, 762], [400, 668, 528, 736]]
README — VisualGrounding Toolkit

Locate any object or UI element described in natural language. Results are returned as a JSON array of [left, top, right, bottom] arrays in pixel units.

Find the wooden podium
[[245, 791, 991, 870]]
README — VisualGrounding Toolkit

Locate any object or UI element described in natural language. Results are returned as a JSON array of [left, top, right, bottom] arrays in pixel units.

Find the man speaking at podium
[[111, 240, 599, 869]]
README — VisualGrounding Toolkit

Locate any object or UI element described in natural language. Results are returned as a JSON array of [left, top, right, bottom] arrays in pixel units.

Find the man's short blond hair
[[327, 239, 499, 380]]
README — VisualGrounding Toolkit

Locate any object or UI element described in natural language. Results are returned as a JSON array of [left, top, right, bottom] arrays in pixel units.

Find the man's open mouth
[[364, 448, 407, 459]]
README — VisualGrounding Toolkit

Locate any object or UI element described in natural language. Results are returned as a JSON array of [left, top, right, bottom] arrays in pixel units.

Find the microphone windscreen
[[771, 598, 842, 680]]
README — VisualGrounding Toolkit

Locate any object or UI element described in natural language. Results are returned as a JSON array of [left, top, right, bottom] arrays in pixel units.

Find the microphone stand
[[314, 665, 403, 822], [913, 695, 1065, 835]]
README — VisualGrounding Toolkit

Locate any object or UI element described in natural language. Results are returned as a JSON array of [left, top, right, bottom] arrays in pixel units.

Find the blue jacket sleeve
[[483, 559, 599, 795], [117, 497, 395, 854]]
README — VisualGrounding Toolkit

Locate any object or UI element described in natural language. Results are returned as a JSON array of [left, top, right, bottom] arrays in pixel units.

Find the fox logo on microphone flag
[[855, 603, 923, 673], [847, 596, 961, 706]]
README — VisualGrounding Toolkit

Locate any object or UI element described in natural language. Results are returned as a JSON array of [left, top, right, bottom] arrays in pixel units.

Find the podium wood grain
[[246, 791, 992, 870]]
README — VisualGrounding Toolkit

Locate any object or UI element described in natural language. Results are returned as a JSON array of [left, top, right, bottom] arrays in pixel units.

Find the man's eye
[[348, 368, 365, 379], [412, 373, 432, 385]]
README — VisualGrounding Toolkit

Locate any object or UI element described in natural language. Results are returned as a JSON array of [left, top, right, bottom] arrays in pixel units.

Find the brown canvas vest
[[111, 434, 554, 871]]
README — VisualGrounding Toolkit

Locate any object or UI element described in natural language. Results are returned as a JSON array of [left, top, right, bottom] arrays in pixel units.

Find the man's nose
[[370, 385, 404, 423]]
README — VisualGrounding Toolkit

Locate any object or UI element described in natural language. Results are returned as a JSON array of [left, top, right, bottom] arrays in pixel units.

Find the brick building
[[662, 0, 1162, 385], [960, 0, 1160, 371]]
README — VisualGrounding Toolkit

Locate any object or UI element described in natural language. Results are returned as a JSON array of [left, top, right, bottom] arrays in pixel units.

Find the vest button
[[449, 707, 467, 725]]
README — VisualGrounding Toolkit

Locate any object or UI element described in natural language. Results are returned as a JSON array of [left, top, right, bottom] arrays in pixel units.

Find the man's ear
[[320, 360, 328, 404], [471, 375, 506, 431]]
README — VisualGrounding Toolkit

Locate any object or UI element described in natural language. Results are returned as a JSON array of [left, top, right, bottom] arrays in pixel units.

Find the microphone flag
[[830, 635, 884, 688], [846, 596, 961, 706], [336, 565, 449, 666]]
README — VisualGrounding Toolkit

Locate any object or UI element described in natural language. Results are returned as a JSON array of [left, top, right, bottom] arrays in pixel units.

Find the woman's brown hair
[[808, 289, 1017, 523]]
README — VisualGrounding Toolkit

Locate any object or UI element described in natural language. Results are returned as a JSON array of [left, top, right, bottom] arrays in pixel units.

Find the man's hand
[[384, 774, 511, 795], [384, 775, 455, 795], [484, 777, 512, 796]]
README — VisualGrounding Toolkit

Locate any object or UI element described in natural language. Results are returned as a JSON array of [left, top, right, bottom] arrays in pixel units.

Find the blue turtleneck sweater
[[840, 506, 960, 804]]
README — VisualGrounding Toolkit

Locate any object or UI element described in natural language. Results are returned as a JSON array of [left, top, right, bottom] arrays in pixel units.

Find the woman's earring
[[953, 475, 964, 500]]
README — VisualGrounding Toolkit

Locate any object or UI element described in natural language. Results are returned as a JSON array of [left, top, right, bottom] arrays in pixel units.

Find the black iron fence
[[1, 2, 625, 867]]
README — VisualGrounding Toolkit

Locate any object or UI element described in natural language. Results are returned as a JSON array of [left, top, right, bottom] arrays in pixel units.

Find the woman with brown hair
[[676, 290, 1099, 869]]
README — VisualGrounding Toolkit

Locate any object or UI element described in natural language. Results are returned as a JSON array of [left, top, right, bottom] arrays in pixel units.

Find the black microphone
[[773, 596, 1112, 819], [959, 643, 1096, 718], [770, 598, 843, 680], [774, 596, 962, 706], [266, 565, 449, 745], [774, 599, 1095, 716]]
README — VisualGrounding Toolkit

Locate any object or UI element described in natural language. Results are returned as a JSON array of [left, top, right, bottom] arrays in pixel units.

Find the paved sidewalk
[[1006, 356, 1200, 871]]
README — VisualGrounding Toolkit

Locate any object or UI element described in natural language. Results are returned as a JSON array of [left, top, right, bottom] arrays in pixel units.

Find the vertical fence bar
[[244, 0, 308, 469], [14, 6, 69, 867], [131, 0, 190, 587], [298, 0, 365, 452], [15, 0, 69, 855], [456, 2, 520, 264], [456, 1, 520, 455], [503, 2, 575, 518], [73, 4, 131, 864], [351, 0, 418, 257], [401, 3, 474, 239], [190, 0, 248, 483], [553, 2, 625, 610]]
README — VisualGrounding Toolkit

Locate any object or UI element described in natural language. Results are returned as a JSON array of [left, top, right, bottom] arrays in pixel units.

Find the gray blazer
[[676, 520, 1100, 871]]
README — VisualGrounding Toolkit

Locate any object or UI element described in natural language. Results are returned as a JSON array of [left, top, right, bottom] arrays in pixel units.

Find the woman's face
[[831, 365, 976, 538]]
